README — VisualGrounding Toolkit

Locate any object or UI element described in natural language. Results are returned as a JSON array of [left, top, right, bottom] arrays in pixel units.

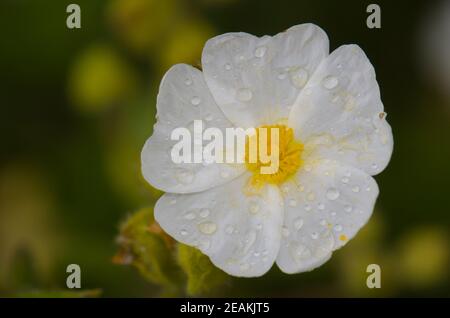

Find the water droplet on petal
[[341, 177, 349, 184], [311, 232, 319, 239], [180, 229, 188, 236], [326, 187, 340, 200], [199, 208, 210, 218], [282, 226, 290, 237], [318, 203, 325, 210], [322, 75, 339, 89], [176, 170, 195, 185], [307, 191, 316, 201], [237, 88, 253, 101], [248, 202, 260, 214], [344, 205, 353, 213], [184, 78, 192, 86], [225, 225, 234, 235], [288, 199, 297, 207], [352, 186, 360, 193], [224, 63, 232, 70], [183, 211, 196, 220], [198, 222, 217, 235], [191, 96, 201, 106], [240, 263, 250, 271], [334, 224, 343, 232], [290, 68, 308, 88], [254, 46, 267, 58], [304, 204, 312, 211], [204, 113, 213, 121], [294, 218, 304, 230]]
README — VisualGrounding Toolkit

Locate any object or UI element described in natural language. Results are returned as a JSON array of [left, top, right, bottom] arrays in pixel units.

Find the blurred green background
[[0, 0, 449, 297]]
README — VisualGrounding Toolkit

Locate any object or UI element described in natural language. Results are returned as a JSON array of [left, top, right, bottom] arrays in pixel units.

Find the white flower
[[141, 24, 393, 277]]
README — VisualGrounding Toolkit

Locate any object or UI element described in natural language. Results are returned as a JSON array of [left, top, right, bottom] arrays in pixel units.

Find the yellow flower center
[[245, 124, 304, 188]]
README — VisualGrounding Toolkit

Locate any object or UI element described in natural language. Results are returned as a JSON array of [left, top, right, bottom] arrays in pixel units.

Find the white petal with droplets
[[276, 160, 379, 274], [141, 64, 245, 193], [202, 24, 329, 128], [155, 173, 283, 277], [288, 45, 393, 175]]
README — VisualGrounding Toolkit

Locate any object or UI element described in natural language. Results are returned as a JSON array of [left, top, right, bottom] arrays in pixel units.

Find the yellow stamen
[[245, 124, 304, 188]]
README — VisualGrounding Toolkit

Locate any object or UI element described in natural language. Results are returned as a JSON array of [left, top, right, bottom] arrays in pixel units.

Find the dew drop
[[352, 186, 360, 193], [282, 226, 290, 237], [294, 218, 304, 230], [290, 68, 309, 88], [277, 70, 287, 80], [293, 243, 311, 259], [180, 229, 188, 236], [254, 46, 267, 58], [326, 187, 340, 200], [204, 113, 213, 121], [224, 63, 232, 70], [198, 222, 217, 235], [304, 204, 312, 212], [317, 203, 325, 210], [176, 170, 194, 185], [248, 202, 260, 214], [225, 225, 234, 235], [237, 88, 253, 101], [344, 205, 353, 213], [190, 96, 201, 106], [311, 232, 319, 240], [288, 199, 297, 207], [341, 177, 349, 184], [183, 211, 196, 220], [199, 208, 210, 218], [282, 185, 290, 193], [184, 78, 192, 86], [322, 75, 339, 89], [334, 224, 343, 232]]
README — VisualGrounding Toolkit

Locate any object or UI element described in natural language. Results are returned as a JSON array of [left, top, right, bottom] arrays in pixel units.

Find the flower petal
[[202, 23, 329, 128], [276, 160, 378, 274], [155, 173, 283, 277], [289, 45, 393, 175], [141, 64, 244, 193]]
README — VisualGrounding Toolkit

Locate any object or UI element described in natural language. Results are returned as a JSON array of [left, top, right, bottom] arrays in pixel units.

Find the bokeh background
[[1, 0, 449, 297]]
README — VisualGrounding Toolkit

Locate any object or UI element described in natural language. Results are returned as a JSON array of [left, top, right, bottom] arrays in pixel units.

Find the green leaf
[[114, 207, 185, 293], [176, 244, 228, 296]]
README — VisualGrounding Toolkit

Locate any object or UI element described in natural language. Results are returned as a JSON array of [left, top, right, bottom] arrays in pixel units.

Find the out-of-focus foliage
[[107, 0, 177, 55], [114, 208, 185, 293], [396, 227, 449, 289], [68, 45, 138, 114], [0, 164, 61, 293], [114, 208, 228, 296]]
